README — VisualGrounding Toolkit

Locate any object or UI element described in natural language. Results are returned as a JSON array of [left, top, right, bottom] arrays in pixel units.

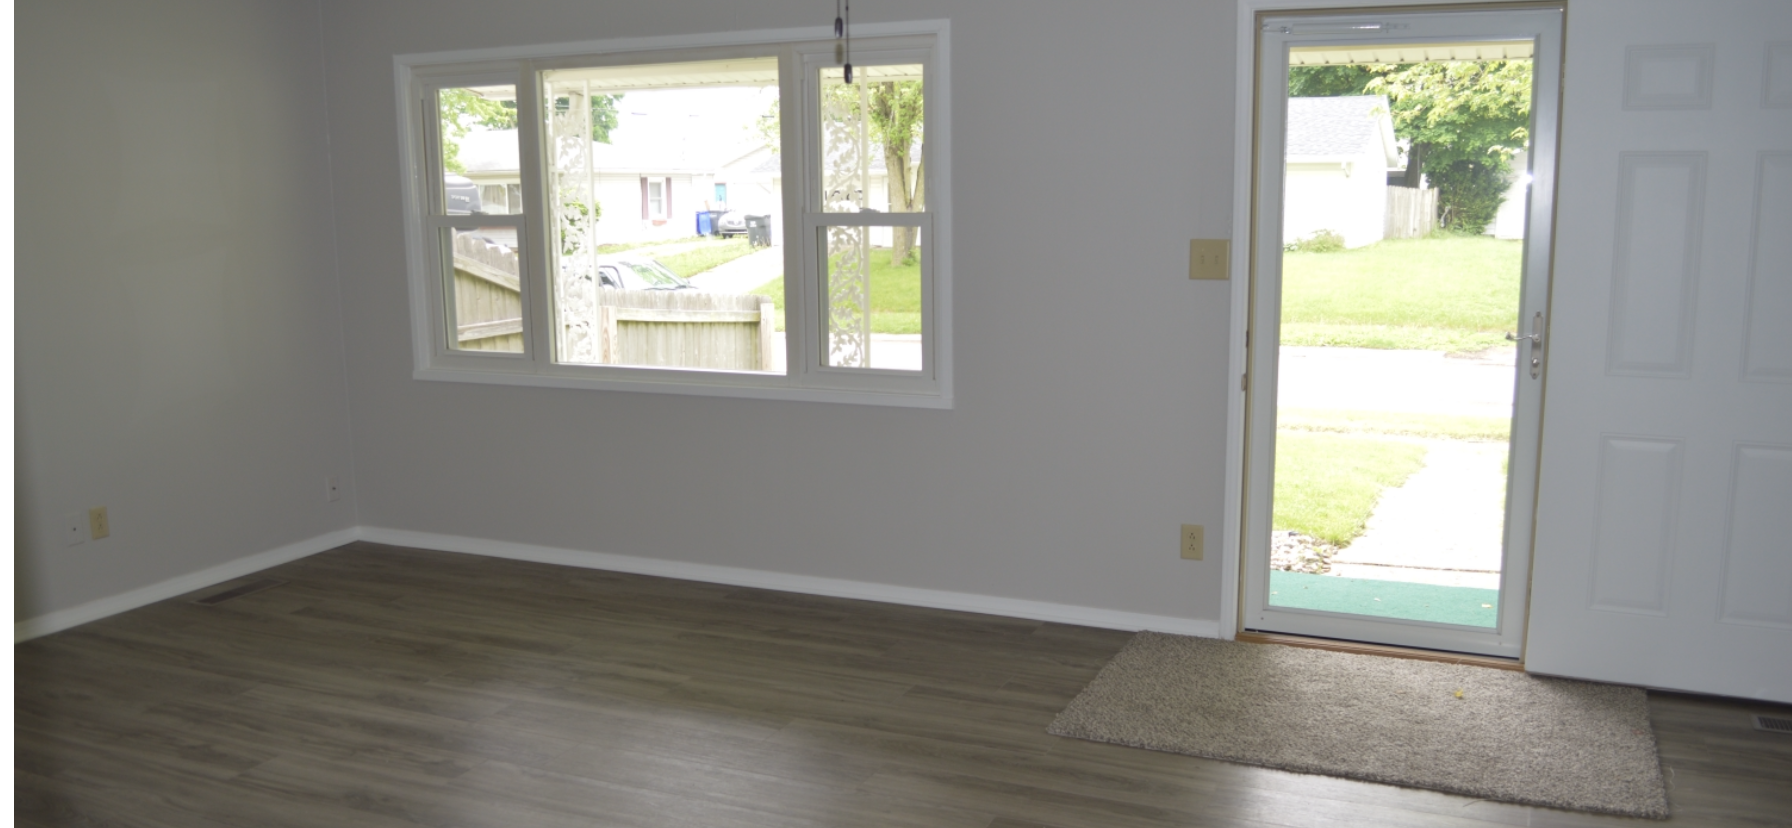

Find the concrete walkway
[[1277, 346, 1517, 591], [687, 244, 785, 295], [1277, 346, 1516, 418], [1326, 439, 1507, 589]]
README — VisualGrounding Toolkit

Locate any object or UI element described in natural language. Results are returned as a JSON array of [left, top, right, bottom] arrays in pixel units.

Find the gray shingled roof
[[1286, 95, 1394, 160]]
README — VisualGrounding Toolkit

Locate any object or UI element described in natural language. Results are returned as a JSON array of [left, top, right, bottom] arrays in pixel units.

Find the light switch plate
[[1189, 240, 1230, 281]]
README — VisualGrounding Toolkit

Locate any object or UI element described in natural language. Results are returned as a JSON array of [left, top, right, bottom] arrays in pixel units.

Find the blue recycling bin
[[696, 211, 714, 236]]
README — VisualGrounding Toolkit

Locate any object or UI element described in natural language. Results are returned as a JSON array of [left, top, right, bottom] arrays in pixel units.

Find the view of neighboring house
[[1284, 95, 1403, 249], [457, 129, 719, 246], [712, 143, 783, 234], [1488, 148, 1529, 240], [713, 144, 913, 248]]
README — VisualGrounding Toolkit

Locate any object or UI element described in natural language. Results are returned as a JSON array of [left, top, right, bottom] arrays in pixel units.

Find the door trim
[[1221, 0, 1565, 648]]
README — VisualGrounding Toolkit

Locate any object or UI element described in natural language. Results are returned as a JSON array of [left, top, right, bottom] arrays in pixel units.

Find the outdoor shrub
[[1286, 230, 1346, 253], [1430, 159, 1510, 235]]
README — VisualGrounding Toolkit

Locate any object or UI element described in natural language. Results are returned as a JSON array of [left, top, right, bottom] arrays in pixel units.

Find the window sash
[[800, 211, 934, 386], [397, 26, 949, 406]]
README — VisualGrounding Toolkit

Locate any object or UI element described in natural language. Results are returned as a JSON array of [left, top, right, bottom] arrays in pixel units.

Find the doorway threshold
[[1237, 630, 1524, 672]]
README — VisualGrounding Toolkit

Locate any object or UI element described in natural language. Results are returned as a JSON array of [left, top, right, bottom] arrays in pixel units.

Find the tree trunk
[[884, 143, 915, 264], [870, 81, 924, 265]]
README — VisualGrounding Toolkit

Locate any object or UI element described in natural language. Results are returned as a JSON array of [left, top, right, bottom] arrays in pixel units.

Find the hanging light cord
[[835, 0, 853, 83]]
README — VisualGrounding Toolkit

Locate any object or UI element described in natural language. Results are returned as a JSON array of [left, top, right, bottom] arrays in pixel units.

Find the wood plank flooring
[[16, 542, 1792, 827]]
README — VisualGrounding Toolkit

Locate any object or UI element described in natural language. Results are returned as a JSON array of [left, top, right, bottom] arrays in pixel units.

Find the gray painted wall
[[15, 0, 358, 620], [320, 0, 1239, 623]]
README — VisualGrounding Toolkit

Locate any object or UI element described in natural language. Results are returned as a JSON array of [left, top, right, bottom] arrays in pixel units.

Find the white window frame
[[394, 21, 952, 408], [644, 177, 667, 221]]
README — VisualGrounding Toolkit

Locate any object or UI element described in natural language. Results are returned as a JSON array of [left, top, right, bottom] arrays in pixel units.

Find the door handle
[[1522, 311, 1543, 379]]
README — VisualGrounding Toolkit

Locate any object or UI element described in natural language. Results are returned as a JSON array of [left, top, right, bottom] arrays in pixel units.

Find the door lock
[[1507, 311, 1545, 378]]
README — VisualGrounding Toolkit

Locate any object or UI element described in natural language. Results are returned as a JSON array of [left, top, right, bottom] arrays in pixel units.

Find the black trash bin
[[745, 214, 772, 248]]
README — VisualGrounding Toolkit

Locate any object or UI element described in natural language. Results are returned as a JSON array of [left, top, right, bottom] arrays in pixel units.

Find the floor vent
[[194, 578, 287, 606], [1752, 715, 1792, 734]]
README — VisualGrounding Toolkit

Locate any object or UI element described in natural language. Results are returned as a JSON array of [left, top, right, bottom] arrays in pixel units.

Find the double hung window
[[396, 23, 949, 406]]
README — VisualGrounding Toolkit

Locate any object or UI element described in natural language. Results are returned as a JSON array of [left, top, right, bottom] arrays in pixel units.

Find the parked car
[[714, 210, 748, 236], [590, 256, 699, 292]]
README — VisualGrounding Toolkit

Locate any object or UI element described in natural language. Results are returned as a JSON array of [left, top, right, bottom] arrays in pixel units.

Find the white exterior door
[[1524, 0, 1792, 702]]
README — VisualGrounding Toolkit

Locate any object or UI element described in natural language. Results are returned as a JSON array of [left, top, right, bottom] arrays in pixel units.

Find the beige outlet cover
[[1180, 523, 1204, 560]]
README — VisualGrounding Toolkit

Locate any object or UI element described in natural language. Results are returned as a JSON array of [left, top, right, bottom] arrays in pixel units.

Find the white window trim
[[645, 177, 668, 221], [393, 20, 952, 409]]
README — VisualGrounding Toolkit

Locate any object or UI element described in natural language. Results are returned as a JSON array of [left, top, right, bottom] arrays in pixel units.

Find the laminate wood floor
[[16, 543, 1792, 827]]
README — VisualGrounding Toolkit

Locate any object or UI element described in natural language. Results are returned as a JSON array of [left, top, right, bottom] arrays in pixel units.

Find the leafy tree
[[1288, 61, 1531, 233], [438, 89, 622, 173], [438, 89, 516, 174], [866, 81, 924, 264], [756, 81, 926, 262], [553, 93, 624, 143], [1288, 64, 1378, 98]]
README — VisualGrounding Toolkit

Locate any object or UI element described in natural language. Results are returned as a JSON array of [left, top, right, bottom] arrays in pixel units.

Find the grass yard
[[1273, 431, 1428, 547], [751, 247, 922, 334], [653, 238, 758, 280], [1281, 235, 1522, 353]]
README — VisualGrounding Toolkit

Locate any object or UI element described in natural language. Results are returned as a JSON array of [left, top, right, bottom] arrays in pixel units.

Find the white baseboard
[[14, 527, 361, 643], [359, 527, 1222, 638], [16, 525, 1221, 642]]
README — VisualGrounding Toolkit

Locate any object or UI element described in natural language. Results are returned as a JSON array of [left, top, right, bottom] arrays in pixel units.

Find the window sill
[[413, 365, 954, 409]]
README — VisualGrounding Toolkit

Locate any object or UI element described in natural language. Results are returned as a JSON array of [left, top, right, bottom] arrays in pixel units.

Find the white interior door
[[1241, 7, 1562, 658], [1524, 0, 1792, 703]]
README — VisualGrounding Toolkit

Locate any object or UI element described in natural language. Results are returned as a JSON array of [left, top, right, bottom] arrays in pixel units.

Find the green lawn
[[596, 235, 702, 255], [1281, 235, 1522, 352], [1273, 431, 1428, 546], [654, 238, 758, 280], [751, 247, 921, 334]]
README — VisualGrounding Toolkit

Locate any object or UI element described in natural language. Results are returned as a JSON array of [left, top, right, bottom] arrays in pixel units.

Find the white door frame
[[1220, 0, 1563, 648]]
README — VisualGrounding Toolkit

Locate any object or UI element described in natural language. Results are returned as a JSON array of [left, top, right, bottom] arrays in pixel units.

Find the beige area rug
[[1047, 633, 1668, 819]]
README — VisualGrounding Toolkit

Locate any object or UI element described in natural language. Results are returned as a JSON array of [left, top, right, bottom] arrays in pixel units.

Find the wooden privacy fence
[[452, 232, 774, 370], [1385, 186, 1438, 240], [453, 233, 526, 352], [591, 287, 776, 372]]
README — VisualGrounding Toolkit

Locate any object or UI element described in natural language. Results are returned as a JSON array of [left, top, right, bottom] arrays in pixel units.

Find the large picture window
[[396, 24, 950, 407]]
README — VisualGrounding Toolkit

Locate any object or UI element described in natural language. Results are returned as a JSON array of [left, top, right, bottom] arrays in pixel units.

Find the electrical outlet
[[1188, 239, 1230, 281], [325, 475, 341, 503], [65, 513, 87, 546], [1180, 523, 1204, 560], [88, 506, 110, 540]]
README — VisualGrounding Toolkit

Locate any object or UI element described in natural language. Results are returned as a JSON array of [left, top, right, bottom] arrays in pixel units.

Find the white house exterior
[[1283, 95, 1402, 249], [713, 144, 784, 243], [455, 129, 918, 251], [457, 129, 716, 246], [1489, 149, 1529, 240], [718, 146, 915, 248]]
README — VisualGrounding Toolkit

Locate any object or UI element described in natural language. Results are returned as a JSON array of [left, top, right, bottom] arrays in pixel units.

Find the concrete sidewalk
[[1326, 439, 1507, 590], [1277, 345, 1518, 592], [1277, 346, 1517, 418], [688, 244, 784, 295]]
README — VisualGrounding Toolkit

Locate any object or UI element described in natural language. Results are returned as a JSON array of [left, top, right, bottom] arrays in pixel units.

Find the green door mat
[[1269, 571, 1498, 627]]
